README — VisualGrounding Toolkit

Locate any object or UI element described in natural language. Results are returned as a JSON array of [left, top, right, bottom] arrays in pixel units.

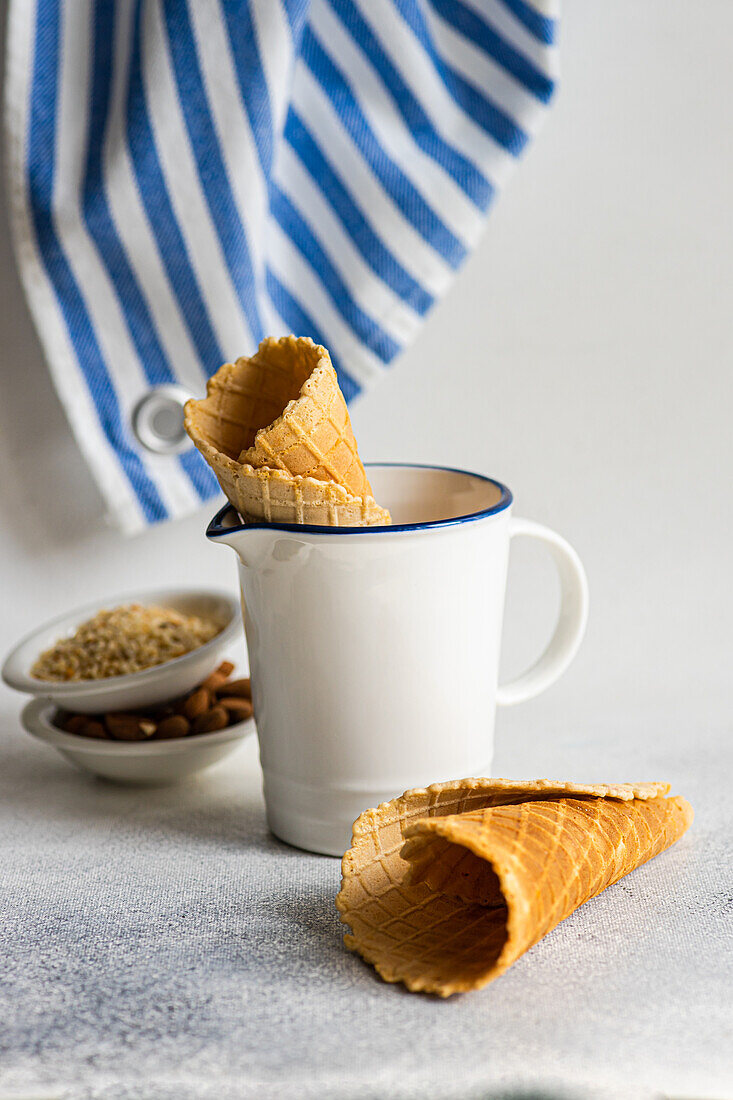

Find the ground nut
[[183, 688, 210, 720], [190, 706, 228, 735], [31, 604, 221, 681]]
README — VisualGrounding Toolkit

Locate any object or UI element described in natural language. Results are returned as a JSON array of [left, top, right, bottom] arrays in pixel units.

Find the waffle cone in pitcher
[[336, 778, 693, 996], [184, 336, 390, 526]]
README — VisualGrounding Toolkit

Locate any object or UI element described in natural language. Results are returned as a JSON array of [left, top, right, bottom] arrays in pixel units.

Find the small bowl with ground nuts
[[20, 661, 255, 785], [2, 587, 242, 713]]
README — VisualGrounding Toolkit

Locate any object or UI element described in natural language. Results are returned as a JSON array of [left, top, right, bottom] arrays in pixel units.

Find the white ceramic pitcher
[[208, 464, 588, 856]]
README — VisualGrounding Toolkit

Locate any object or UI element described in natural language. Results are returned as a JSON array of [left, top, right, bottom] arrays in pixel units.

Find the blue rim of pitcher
[[206, 462, 513, 538]]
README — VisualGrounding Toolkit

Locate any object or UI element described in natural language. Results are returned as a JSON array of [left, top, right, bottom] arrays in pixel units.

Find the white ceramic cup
[[208, 464, 588, 856]]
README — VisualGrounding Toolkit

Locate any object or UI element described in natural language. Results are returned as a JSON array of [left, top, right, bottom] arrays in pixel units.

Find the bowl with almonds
[[19, 662, 255, 784]]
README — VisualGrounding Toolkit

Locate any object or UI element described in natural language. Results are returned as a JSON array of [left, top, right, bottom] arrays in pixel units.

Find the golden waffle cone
[[184, 336, 390, 526], [336, 777, 693, 996]]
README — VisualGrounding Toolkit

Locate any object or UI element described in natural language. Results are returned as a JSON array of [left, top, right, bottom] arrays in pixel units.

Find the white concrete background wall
[[2, 0, 729, 747]]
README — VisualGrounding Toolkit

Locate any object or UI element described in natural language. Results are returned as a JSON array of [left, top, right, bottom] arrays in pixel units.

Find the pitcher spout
[[206, 503, 283, 567], [207, 503, 260, 546]]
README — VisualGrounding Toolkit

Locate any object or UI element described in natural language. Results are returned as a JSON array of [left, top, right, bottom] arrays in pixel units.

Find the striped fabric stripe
[[6, 0, 559, 533]]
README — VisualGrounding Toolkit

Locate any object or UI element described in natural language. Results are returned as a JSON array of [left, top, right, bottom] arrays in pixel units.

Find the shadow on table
[[273, 881, 342, 937], [267, 884, 480, 999], [267, 882, 371, 989], [0, 736, 374, 869], [0, 738, 274, 851]]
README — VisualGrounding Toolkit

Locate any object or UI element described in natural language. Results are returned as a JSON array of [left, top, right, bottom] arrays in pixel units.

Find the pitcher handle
[[496, 517, 589, 707]]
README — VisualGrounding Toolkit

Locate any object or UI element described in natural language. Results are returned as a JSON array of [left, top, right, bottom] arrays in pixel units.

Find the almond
[[183, 687, 210, 720], [154, 715, 190, 740], [60, 714, 87, 735], [200, 660, 235, 693], [190, 706, 228, 735], [220, 678, 251, 700], [218, 696, 253, 721], [78, 719, 108, 740], [148, 703, 176, 720], [105, 713, 157, 741]]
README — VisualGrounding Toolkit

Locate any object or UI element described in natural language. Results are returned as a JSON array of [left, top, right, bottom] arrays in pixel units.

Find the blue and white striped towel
[[6, 0, 559, 534]]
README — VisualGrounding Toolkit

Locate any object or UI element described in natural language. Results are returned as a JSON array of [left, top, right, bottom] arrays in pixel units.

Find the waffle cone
[[336, 777, 693, 996], [184, 336, 390, 526]]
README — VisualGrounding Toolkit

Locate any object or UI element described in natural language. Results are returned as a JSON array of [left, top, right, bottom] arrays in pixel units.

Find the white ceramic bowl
[[2, 587, 241, 714], [21, 698, 254, 785]]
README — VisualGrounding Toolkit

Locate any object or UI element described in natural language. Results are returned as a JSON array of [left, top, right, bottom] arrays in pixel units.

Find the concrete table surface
[[1, 681, 730, 1100]]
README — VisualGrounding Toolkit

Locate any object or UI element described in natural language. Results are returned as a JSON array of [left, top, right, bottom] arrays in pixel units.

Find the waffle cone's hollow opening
[[405, 835, 506, 907], [237, 339, 326, 456], [395, 834, 509, 987], [194, 339, 324, 461]]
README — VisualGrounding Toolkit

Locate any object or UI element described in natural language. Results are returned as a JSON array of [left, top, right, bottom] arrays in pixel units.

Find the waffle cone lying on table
[[184, 336, 390, 526], [337, 778, 693, 996]]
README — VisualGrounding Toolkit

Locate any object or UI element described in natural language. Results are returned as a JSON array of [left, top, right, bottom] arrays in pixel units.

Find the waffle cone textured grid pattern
[[336, 778, 693, 996], [184, 336, 390, 526]]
